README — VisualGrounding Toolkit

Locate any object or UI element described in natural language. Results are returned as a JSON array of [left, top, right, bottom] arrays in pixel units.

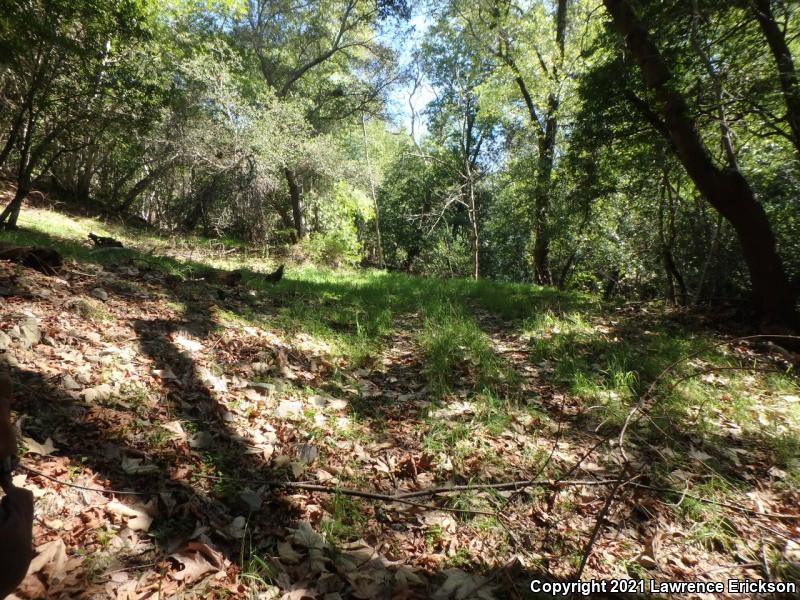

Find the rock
[[228, 516, 247, 539], [308, 395, 327, 408], [246, 382, 276, 395], [239, 490, 262, 512], [0, 330, 11, 350], [90, 288, 109, 301], [17, 318, 41, 348], [189, 431, 214, 449]]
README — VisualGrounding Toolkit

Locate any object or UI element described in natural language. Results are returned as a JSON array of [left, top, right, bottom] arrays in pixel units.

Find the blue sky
[[379, 11, 436, 140]]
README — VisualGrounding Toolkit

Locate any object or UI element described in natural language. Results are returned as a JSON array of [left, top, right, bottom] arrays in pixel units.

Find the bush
[[302, 229, 362, 267]]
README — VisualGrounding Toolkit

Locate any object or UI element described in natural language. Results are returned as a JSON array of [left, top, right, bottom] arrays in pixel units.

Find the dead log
[[0, 243, 63, 275]]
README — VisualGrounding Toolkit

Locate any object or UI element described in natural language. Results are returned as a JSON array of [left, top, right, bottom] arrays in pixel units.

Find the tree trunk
[[361, 114, 384, 268], [603, 0, 798, 330], [533, 131, 555, 285], [751, 0, 800, 158], [274, 203, 297, 242], [285, 168, 306, 239], [0, 113, 24, 169], [118, 163, 171, 212], [495, 0, 567, 286], [532, 0, 568, 285], [182, 178, 217, 232], [467, 175, 479, 280], [0, 185, 28, 229], [658, 181, 676, 304]]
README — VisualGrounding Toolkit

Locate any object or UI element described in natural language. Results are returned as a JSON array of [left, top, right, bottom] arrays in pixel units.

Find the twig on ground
[[575, 471, 635, 581], [21, 463, 800, 520]]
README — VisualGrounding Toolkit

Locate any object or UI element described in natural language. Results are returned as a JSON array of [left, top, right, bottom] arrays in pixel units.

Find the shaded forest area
[[1, 0, 800, 599]]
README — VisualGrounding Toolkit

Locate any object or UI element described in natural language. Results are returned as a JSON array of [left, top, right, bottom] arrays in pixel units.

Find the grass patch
[[320, 492, 368, 543], [419, 302, 508, 395]]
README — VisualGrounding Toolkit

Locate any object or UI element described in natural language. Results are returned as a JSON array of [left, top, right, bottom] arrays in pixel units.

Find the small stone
[[90, 288, 109, 302], [308, 395, 327, 408], [239, 490, 262, 512], [0, 330, 11, 350], [189, 431, 214, 449], [247, 382, 276, 395], [228, 516, 247, 539]]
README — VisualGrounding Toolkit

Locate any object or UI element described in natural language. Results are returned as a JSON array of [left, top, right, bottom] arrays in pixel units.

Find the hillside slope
[[0, 206, 798, 599]]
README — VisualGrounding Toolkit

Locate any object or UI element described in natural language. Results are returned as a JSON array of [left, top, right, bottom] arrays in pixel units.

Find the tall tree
[[493, 0, 568, 284], [424, 14, 497, 279], [239, 0, 402, 239], [602, 0, 798, 329]]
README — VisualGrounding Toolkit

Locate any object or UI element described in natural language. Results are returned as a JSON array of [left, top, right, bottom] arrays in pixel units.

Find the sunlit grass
[[5, 206, 798, 495]]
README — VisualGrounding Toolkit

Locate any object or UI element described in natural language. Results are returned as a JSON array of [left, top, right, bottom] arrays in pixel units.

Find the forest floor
[[0, 201, 799, 599]]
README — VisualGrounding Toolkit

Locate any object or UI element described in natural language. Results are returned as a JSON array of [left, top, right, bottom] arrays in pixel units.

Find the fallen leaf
[[121, 456, 159, 475], [27, 539, 68, 578], [107, 500, 154, 532], [22, 436, 57, 456], [170, 542, 224, 583], [83, 383, 113, 403]]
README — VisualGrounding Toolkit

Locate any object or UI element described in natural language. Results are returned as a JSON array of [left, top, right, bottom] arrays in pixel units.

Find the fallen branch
[[21, 464, 799, 520], [575, 471, 635, 581]]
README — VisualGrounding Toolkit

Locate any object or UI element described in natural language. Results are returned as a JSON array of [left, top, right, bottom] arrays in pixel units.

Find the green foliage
[[1, 0, 799, 319]]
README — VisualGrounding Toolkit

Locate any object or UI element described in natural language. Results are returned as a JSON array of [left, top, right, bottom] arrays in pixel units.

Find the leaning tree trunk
[[603, 0, 798, 330], [0, 185, 28, 229], [751, 0, 800, 159]]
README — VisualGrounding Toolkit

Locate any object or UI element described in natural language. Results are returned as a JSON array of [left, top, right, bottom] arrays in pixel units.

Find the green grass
[[320, 492, 368, 543], [4, 206, 799, 523]]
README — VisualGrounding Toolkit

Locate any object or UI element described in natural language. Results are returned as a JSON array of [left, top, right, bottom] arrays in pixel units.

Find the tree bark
[[603, 0, 798, 330], [466, 171, 479, 280], [284, 168, 306, 239], [0, 185, 28, 229]]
